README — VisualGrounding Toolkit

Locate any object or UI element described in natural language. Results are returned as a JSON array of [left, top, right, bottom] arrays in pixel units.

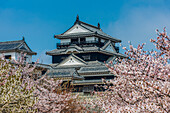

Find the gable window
[[5, 55, 11, 60]]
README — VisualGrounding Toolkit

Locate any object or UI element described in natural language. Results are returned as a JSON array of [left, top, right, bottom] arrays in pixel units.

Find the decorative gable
[[105, 43, 116, 53], [65, 24, 89, 34], [58, 54, 86, 66], [63, 57, 83, 65], [19, 43, 31, 52]]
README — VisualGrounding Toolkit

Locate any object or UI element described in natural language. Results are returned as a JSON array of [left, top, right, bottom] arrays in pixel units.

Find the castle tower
[[46, 16, 125, 92]]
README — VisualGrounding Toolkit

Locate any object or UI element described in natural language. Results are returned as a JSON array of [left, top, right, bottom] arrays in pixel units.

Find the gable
[[63, 57, 83, 65], [58, 54, 86, 66], [19, 43, 31, 52], [105, 43, 116, 53], [65, 24, 90, 34]]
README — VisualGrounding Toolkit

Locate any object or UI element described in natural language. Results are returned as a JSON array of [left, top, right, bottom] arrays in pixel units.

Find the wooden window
[[71, 38, 78, 43], [5, 55, 11, 59], [80, 38, 85, 42]]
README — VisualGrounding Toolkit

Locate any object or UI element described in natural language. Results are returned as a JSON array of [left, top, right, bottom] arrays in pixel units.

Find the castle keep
[[46, 16, 125, 92]]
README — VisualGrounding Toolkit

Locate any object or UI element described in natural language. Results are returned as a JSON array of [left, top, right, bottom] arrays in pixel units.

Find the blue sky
[[0, 0, 170, 64]]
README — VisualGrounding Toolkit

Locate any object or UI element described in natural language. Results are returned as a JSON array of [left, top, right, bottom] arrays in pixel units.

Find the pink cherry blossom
[[93, 28, 170, 113]]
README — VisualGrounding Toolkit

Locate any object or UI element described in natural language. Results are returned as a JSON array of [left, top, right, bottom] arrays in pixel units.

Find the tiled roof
[[46, 68, 84, 80], [87, 60, 104, 66], [80, 21, 121, 42], [54, 20, 121, 43], [78, 66, 109, 73], [72, 79, 112, 85], [0, 42, 21, 50], [46, 46, 100, 55], [0, 39, 37, 55], [34, 63, 52, 69], [73, 79, 103, 84], [46, 45, 125, 58], [82, 73, 114, 77]]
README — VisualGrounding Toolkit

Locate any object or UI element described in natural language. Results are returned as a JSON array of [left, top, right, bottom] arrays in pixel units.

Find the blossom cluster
[[94, 28, 170, 113]]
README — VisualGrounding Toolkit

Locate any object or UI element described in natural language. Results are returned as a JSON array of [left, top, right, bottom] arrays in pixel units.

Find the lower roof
[[0, 39, 37, 55], [72, 79, 112, 85], [46, 45, 125, 58], [46, 68, 84, 80]]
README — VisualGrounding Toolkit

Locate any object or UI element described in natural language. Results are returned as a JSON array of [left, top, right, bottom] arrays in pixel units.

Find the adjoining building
[[0, 37, 36, 63], [0, 37, 51, 76], [46, 15, 125, 93]]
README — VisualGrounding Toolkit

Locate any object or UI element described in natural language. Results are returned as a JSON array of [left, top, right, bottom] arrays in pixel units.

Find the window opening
[[5, 55, 11, 59], [71, 38, 78, 44]]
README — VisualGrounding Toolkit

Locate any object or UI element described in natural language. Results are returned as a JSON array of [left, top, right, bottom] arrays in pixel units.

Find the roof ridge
[[0, 39, 24, 44], [87, 60, 104, 64], [78, 23, 94, 33], [79, 21, 100, 30], [69, 44, 83, 50]]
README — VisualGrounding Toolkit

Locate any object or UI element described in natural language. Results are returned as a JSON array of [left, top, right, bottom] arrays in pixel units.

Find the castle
[[0, 16, 125, 93]]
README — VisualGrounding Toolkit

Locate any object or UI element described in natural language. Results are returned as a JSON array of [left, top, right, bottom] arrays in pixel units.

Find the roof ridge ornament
[[22, 36, 25, 41], [74, 14, 80, 25], [98, 22, 100, 29], [76, 14, 79, 21]]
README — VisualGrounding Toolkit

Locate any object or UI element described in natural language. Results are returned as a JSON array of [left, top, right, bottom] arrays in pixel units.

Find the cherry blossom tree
[[0, 54, 37, 112], [34, 76, 85, 113], [94, 28, 170, 113], [0, 54, 86, 113]]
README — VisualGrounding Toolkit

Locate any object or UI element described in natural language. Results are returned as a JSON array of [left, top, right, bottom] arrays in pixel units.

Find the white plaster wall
[[16, 52, 32, 63], [15, 52, 21, 61], [0, 52, 16, 60], [105, 44, 116, 53], [60, 39, 71, 43], [26, 55, 32, 63], [62, 57, 83, 66], [86, 37, 95, 41], [101, 39, 105, 43], [0, 49, 33, 63], [66, 25, 88, 34]]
